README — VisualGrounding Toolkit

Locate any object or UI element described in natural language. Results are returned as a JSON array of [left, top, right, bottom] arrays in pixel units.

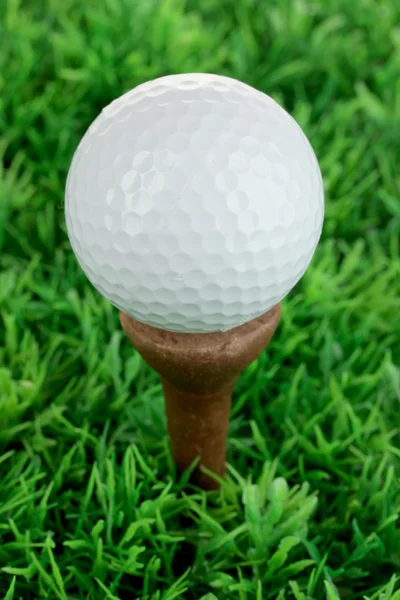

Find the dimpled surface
[[65, 73, 324, 333]]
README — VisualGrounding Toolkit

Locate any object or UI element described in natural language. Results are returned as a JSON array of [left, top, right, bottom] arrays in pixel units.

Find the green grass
[[1, 0, 400, 597]]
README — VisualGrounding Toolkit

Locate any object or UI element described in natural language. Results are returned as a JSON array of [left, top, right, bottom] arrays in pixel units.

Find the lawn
[[1, 0, 400, 598]]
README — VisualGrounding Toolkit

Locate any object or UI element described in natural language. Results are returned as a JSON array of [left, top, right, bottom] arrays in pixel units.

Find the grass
[[1, 0, 400, 597]]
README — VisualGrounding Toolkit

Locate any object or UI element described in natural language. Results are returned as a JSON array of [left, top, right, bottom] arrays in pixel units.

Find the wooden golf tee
[[120, 303, 281, 490]]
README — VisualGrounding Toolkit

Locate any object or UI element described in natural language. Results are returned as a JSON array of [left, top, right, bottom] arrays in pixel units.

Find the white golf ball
[[65, 73, 324, 333]]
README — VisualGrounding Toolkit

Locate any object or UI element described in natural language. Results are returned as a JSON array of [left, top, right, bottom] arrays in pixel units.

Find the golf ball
[[65, 73, 324, 333]]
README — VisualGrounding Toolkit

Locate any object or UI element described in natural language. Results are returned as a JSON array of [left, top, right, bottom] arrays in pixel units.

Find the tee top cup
[[65, 73, 324, 489]]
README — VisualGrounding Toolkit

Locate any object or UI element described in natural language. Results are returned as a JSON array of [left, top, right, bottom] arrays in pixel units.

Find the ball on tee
[[65, 73, 324, 333]]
